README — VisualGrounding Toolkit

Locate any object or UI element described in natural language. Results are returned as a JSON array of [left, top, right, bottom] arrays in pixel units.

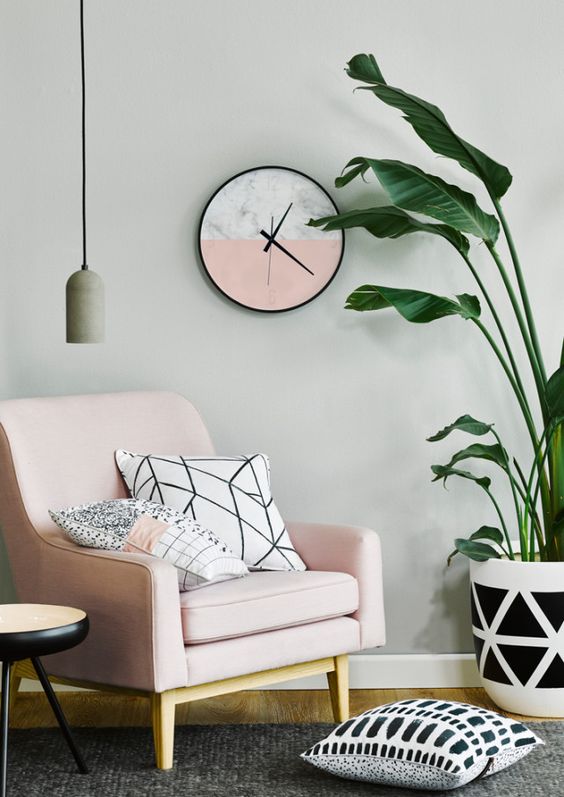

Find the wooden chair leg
[[151, 691, 176, 770], [9, 666, 22, 717], [327, 654, 349, 722]]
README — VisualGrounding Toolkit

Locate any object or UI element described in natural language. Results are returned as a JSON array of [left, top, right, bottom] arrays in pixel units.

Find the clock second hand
[[259, 230, 314, 276], [267, 216, 273, 286]]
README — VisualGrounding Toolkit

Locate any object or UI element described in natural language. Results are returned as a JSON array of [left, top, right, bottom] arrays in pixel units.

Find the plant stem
[[491, 199, 547, 385], [523, 428, 553, 558], [459, 250, 531, 417], [491, 428, 525, 559], [486, 243, 547, 421], [471, 318, 538, 450], [512, 459, 543, 543], [473, 316, 553, 544], [484, 486, 514, 559]]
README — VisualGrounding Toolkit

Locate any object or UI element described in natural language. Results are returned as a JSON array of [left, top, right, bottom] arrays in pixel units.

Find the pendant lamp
[[66, 0, 104, 343]]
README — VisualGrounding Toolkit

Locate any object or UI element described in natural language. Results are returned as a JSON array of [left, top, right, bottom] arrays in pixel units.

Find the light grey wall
[[1, 0, 562, 652]]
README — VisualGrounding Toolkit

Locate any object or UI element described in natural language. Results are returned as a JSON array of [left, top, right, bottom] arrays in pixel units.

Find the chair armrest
[[286, 521, 385, 650], [34, 536, 187, 692]]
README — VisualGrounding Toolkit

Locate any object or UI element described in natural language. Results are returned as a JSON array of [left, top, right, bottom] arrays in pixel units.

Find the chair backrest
[[0, 391, 214, 595]]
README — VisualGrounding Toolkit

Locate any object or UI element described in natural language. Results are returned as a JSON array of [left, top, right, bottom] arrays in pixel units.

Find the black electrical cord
[[80, 0, 88, 270]]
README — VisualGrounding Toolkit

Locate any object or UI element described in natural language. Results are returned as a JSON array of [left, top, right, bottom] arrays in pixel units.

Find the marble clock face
[[199, 166, 344, 312]]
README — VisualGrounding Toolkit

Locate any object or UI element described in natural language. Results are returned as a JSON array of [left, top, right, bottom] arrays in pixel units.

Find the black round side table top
[[0, 604, 90, 796], [0, 604, 88, 660]]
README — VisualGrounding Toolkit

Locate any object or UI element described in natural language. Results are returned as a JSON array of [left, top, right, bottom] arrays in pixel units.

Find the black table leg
[[1, 661, 10, 797], [31, 658, 88, 774]]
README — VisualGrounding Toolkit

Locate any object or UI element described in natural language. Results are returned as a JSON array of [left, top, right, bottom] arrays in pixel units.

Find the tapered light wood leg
[[8, 669, 21, 717], [327, 654, 349, 722], [151, 691, 176, 770]]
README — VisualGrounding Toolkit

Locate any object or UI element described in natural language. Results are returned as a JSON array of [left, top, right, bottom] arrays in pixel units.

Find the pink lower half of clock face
[[201, 239, 341, 311]]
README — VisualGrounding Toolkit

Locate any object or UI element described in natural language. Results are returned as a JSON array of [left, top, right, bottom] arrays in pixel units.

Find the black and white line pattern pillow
[[49, 498, 248, 591], [115, 451, 306, 572], [301, 699, 543, 791]]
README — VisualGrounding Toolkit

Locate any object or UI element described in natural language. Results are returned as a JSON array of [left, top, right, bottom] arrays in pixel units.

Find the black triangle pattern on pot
[[473, 635, 485, 668], [470, 588, 483, 630], [498, 644, 548, 686], [496, 593, 548, 638], [483, 648, 512, 684], [536, 654, 564, 688], [531, 592, 564, 633], [473, 583, 508, 628]]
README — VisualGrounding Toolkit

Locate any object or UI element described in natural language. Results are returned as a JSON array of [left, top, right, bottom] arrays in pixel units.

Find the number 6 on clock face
[[198, 166, 344, 312]]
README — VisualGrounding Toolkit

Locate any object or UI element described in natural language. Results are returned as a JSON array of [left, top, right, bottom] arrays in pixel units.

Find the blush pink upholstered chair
[[0, 391, 385, 769]]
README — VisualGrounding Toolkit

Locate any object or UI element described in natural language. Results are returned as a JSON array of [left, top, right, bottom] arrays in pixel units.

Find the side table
[[0, 604, 90, 797]]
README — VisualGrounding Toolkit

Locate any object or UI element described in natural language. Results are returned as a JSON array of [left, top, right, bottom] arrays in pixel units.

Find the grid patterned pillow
[[49, 498, 248, 591], [115, 451, 306, 572], [301, 699, 543, 791]]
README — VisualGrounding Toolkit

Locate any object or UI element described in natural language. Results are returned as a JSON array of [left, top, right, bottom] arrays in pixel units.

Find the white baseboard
[[19, 654, 481, 693], [269, 654, 481, 690]]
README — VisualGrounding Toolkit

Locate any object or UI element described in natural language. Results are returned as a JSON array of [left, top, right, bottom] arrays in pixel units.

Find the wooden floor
[[9, 688, 538, 729]]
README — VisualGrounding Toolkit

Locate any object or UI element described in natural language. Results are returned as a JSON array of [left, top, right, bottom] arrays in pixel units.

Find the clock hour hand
[[259, 230, 314, 275], [263, 202, 293, 253]]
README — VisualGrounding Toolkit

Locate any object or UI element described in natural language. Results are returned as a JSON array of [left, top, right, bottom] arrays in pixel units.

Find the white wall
[[1, 0, 562, 653]]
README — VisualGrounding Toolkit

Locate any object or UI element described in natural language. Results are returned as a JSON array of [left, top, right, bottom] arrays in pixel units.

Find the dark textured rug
[[4, 722, 562, 796]]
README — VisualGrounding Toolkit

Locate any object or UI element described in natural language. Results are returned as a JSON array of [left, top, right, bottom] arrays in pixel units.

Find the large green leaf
[[308, 206, 470, 255], [346, 54, 512, 199], [335, 158, 374, 189], [456, 294, 481, 318], [346, 53, 386, 84], [344, 286, 391, 312], [431, 464, 491, 490], [546, 364, 564, 421], [448, 526, 504, 564], [445, 443, 508, 472], [449, 538, 502, 564], [468, 525, 505, 546], [427, 414, 493, 442], [338, 158, 499, 242], [345, 285, 481, 322]]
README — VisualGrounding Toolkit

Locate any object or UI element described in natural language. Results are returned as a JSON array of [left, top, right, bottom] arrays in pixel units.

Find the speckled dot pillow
[[49, 498, 248, 591], [301, 699, 543, 791]]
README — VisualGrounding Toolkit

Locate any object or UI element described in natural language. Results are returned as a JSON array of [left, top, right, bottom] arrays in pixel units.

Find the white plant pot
[[470, 557, 564, 717]]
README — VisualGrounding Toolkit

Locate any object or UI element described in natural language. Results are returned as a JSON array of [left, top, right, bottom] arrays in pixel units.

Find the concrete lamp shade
[[66, 268, 105, 343]]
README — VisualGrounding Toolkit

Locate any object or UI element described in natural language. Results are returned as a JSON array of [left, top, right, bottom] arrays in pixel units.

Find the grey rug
[[4, 722, 562, 796]]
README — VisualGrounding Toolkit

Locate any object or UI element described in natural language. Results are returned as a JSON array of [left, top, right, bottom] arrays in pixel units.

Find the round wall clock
[[198, 166, 344, 312]]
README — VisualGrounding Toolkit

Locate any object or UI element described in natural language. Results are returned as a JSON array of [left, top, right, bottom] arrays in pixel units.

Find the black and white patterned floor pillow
[[50, 498, 248, 590], [115, 450, 306, 572], [301, 699, 543, 791]]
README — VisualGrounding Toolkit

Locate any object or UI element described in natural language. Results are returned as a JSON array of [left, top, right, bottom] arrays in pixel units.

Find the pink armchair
[[0, 391, 385, 769]]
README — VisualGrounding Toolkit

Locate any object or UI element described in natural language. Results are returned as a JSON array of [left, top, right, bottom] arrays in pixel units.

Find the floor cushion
[[180, 570, 358, 644], [301, 698, 543, 791]]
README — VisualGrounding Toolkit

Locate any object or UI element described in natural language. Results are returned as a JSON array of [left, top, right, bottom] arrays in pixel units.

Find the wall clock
[[198, 166, 344, 312]]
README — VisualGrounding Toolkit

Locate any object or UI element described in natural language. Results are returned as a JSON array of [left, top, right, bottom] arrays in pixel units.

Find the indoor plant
[[310, 54, 564, 715]]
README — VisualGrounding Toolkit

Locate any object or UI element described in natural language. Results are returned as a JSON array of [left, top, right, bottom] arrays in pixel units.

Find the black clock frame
[[198, 165, 345, 313]]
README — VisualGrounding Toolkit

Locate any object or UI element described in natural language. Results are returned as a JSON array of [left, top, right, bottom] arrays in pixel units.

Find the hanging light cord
[[80, 0, 88, 269]]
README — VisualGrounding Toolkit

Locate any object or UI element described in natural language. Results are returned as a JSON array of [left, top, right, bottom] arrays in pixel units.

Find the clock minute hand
[[263, 202, 293, 253], [259, 230, 314, 276]]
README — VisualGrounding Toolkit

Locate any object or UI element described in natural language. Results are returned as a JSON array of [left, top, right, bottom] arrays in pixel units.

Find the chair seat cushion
[[180, 570, 359, 644]]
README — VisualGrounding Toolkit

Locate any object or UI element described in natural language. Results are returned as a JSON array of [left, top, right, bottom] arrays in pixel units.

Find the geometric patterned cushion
[[115, 451, 306, 572], [49, 498, 248, 591], [301, 699, 543, 791]]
